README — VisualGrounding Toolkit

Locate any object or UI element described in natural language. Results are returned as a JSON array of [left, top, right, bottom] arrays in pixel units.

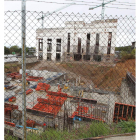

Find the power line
[[105, 6, 135, 10], [66, 0, 135, 6], [97, 0, 135, 5], [4, 0, 136, 5], [4, 0, 96, 6], [89, 0, 116, 20], [26, 0, 136, 8], [4, 0, 136, 10], [5, 0, 135, 6]]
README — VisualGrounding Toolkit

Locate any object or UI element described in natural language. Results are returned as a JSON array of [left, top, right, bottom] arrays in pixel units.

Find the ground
[[4, 59, 135, 93], [104, 135, 135, 140], [36, 59, 135, 92], [4, 61, 40, 73]]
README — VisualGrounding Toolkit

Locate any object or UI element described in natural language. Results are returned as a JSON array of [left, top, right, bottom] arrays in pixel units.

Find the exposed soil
[[4, 61, 40, 73], [37, 59, 135, 92], [5, 59, 135, 93]]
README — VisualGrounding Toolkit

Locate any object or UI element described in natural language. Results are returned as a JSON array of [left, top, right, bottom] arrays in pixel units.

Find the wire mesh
[[4, 11, 136, 140]]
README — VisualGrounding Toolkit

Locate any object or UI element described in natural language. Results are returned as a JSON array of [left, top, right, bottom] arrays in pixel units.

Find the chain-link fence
[[4, 10, 136, 140]]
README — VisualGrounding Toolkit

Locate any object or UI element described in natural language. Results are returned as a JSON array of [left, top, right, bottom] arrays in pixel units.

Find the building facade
[[36, 19, 117, 61]]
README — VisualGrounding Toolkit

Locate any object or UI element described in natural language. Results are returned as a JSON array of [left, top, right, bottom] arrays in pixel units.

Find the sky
[[4, 0, 136, 48], [4, 0, 135, 17]]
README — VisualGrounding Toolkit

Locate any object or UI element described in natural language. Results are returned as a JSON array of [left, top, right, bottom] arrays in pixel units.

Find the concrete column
[[52, 38, 56, 61], [36, 39, 39, 59], [70, 31, 74, 53], [107, 94, 115, 124], [111, 31, 117, 54], [43, 37, 47, 60]]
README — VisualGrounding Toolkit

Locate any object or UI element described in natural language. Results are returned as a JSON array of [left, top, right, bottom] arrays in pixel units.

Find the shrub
[[131, 48, 135, 56], [116, 120, 135, 133], [5, 121, 136, 140], [121, 50, 135, 60]]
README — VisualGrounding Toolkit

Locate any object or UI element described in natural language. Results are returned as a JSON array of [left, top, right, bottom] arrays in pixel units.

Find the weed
[[4, 65, 10, 69], [5, 134, 18, 140], [5, 121, 135, 140], [67, 63, 73, 68], [116, 120, 135, 133]]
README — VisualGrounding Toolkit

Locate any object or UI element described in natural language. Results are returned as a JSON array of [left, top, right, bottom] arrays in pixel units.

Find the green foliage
[[4, 46, 36, 55], [67, 63, 73, 68], [5, 133, 18, 140], [9, 45, 20, 54], [115, 46, 136, 61], [120, 49, 135, 60], [27, 47, 36, 55], [89, 122, 110, 137], [131, 49, 135, 56], [18, 48, 22, 55], [115, 46, 131, 52], [27, 129, 71, 140], [116, 120, 135, 133], [5, 121, 135, 140], [4, 46, 10, 54], [27, 122, 111, 140], [4, 65, 10, 69], [77, 121, 110, 139]]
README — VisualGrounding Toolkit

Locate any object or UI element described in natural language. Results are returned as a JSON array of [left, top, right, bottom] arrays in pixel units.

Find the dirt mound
[[34, 59, 135, 92], [94, 59, 135, 91], [59, 59, 135, 92]]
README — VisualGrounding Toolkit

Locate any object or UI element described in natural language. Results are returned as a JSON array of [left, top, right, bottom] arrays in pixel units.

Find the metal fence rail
[[126, 71, 135, 96], [4, 10, 136, 140]]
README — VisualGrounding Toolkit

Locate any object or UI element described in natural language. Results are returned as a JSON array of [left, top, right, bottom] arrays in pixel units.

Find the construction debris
[[9, 97, 16, 102], [26, 89, 33, 95], [4, 69, 136, 133], [35, 83, 50, 91]]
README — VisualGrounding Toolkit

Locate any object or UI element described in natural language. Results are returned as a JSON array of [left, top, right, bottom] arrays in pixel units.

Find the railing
[[126, 71, 135, 96]]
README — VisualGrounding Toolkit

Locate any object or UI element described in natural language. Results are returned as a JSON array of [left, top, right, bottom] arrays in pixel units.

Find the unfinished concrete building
[[36, 19, 117, 61]]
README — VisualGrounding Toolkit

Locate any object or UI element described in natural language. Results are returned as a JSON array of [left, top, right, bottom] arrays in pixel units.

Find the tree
[[9, 45, 19, 54], [18, 48, 22, 55], [115, 46, 131, 52], [26, 47, 36, 55], [4, 46, 10, 54]]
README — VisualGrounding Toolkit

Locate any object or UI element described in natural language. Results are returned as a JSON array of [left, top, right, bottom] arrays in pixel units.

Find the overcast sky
[[4, 0, 136, 48], [4, 0, 135, 17]]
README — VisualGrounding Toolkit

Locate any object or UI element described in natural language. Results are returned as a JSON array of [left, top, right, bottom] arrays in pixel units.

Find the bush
[[121, 50, 135, 60], [116, 120, 135, 133], [5, 121, 136, 140], [5, 134, 18, 140], [115, 46, 131, 52], [131, 49, 135, 56]]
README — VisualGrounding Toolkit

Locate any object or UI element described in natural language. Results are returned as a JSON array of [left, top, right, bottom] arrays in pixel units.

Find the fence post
[[21, 0, 26, 139]]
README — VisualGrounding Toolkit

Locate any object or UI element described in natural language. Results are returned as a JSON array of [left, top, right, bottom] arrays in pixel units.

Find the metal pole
[[41, 11, 44, 29], [101, 0, 105, 20], [21, 0, 26, 139]]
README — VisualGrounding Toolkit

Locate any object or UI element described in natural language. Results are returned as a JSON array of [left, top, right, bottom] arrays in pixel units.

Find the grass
[[67, 63, 73, 68], [4, 130, 18, 140], [120, 49, 135, 61], [116, 120, 135, 133], [4, 135, 18, 140], [5, 120, 135, 140]]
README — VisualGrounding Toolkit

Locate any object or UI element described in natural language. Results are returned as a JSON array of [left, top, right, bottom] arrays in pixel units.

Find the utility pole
[[89, 0, 116, 20], [101, 0, 105, 20], [41, 11, 44, 28], [37, 1, 76, 27]]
